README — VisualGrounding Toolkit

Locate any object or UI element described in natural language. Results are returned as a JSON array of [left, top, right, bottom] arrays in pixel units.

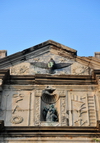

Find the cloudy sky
[[0, 0, 100, 57]]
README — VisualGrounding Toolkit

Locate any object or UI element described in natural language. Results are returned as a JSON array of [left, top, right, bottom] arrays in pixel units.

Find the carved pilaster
[[59, 91, 66, 126], [88, 94, 97, 126], [34, 90, 42, 126]]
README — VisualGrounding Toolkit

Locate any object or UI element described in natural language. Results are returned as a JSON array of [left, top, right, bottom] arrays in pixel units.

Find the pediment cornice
[[0, 40, 77, 68], [0, 40, 100, 70]]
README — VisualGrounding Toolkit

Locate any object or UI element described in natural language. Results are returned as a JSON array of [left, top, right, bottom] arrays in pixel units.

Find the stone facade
[[0, 40, 100, 143]]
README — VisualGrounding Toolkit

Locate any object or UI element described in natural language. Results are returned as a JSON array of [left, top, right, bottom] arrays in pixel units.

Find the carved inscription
[[11, 116, 23, 124], [72, 99, 87, 126], [12, 105, 23, 114], [13, 93, 24, 103], [4, 90, 31, 126], [67, 92, 89, 126], [10, 93, 24, 124]]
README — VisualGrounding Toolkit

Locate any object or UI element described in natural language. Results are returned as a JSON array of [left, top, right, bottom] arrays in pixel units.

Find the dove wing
[[55, 63, 72, 69], [30, 62, 48, 69]]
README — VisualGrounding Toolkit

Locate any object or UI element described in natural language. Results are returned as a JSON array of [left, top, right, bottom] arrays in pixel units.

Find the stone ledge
[[0, 126, 100, 138]]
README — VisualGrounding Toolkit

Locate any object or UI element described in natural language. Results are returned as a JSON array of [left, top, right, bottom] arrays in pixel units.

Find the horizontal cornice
[[0, 126, 100, 137], [0, 69, 99, 86], [5, 74, 97, 85]]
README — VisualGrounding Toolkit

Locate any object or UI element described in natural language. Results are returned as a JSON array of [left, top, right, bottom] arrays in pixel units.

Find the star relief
[[29, 58, 72, 74]]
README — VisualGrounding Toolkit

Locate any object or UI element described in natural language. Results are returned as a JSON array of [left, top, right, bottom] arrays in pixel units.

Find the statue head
[[49, 104, 54, 109]]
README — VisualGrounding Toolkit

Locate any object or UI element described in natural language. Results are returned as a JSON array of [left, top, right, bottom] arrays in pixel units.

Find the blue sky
[[0, 0, 100, 57]]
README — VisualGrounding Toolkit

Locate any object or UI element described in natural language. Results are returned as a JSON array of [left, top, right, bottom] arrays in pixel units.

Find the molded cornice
[[0, 69, 99, 85]]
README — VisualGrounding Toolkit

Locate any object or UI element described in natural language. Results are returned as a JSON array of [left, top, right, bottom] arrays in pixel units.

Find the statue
[[29, 58, 72, 74], [43, 104, 58, 122]]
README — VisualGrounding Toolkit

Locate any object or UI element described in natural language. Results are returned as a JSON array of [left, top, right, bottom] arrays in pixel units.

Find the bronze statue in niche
[[41, 86, 58, 122], [43, 104, 58, 122]]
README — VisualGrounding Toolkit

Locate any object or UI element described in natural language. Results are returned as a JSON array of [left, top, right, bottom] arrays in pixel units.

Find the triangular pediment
[[0, 40, 100, 75]]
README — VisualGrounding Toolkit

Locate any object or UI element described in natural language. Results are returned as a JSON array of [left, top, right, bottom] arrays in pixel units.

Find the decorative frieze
[[0, 86, 99, 127]]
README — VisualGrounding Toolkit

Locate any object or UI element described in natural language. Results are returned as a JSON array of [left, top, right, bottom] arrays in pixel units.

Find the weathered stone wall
[[0, 84, 99, 127], [0, 41, 100, 143]]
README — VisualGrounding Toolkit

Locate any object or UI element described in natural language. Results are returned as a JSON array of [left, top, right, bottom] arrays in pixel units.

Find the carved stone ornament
[[60, 97, 66, 125], [11, 116, 23, 124], [30, 58, 72, 74], [72, 62, 92, 75], [41, 86, 59, 104], [34, 96, 41, 125], [43, 104, 58, 122], [11, 63, 29, 75]]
